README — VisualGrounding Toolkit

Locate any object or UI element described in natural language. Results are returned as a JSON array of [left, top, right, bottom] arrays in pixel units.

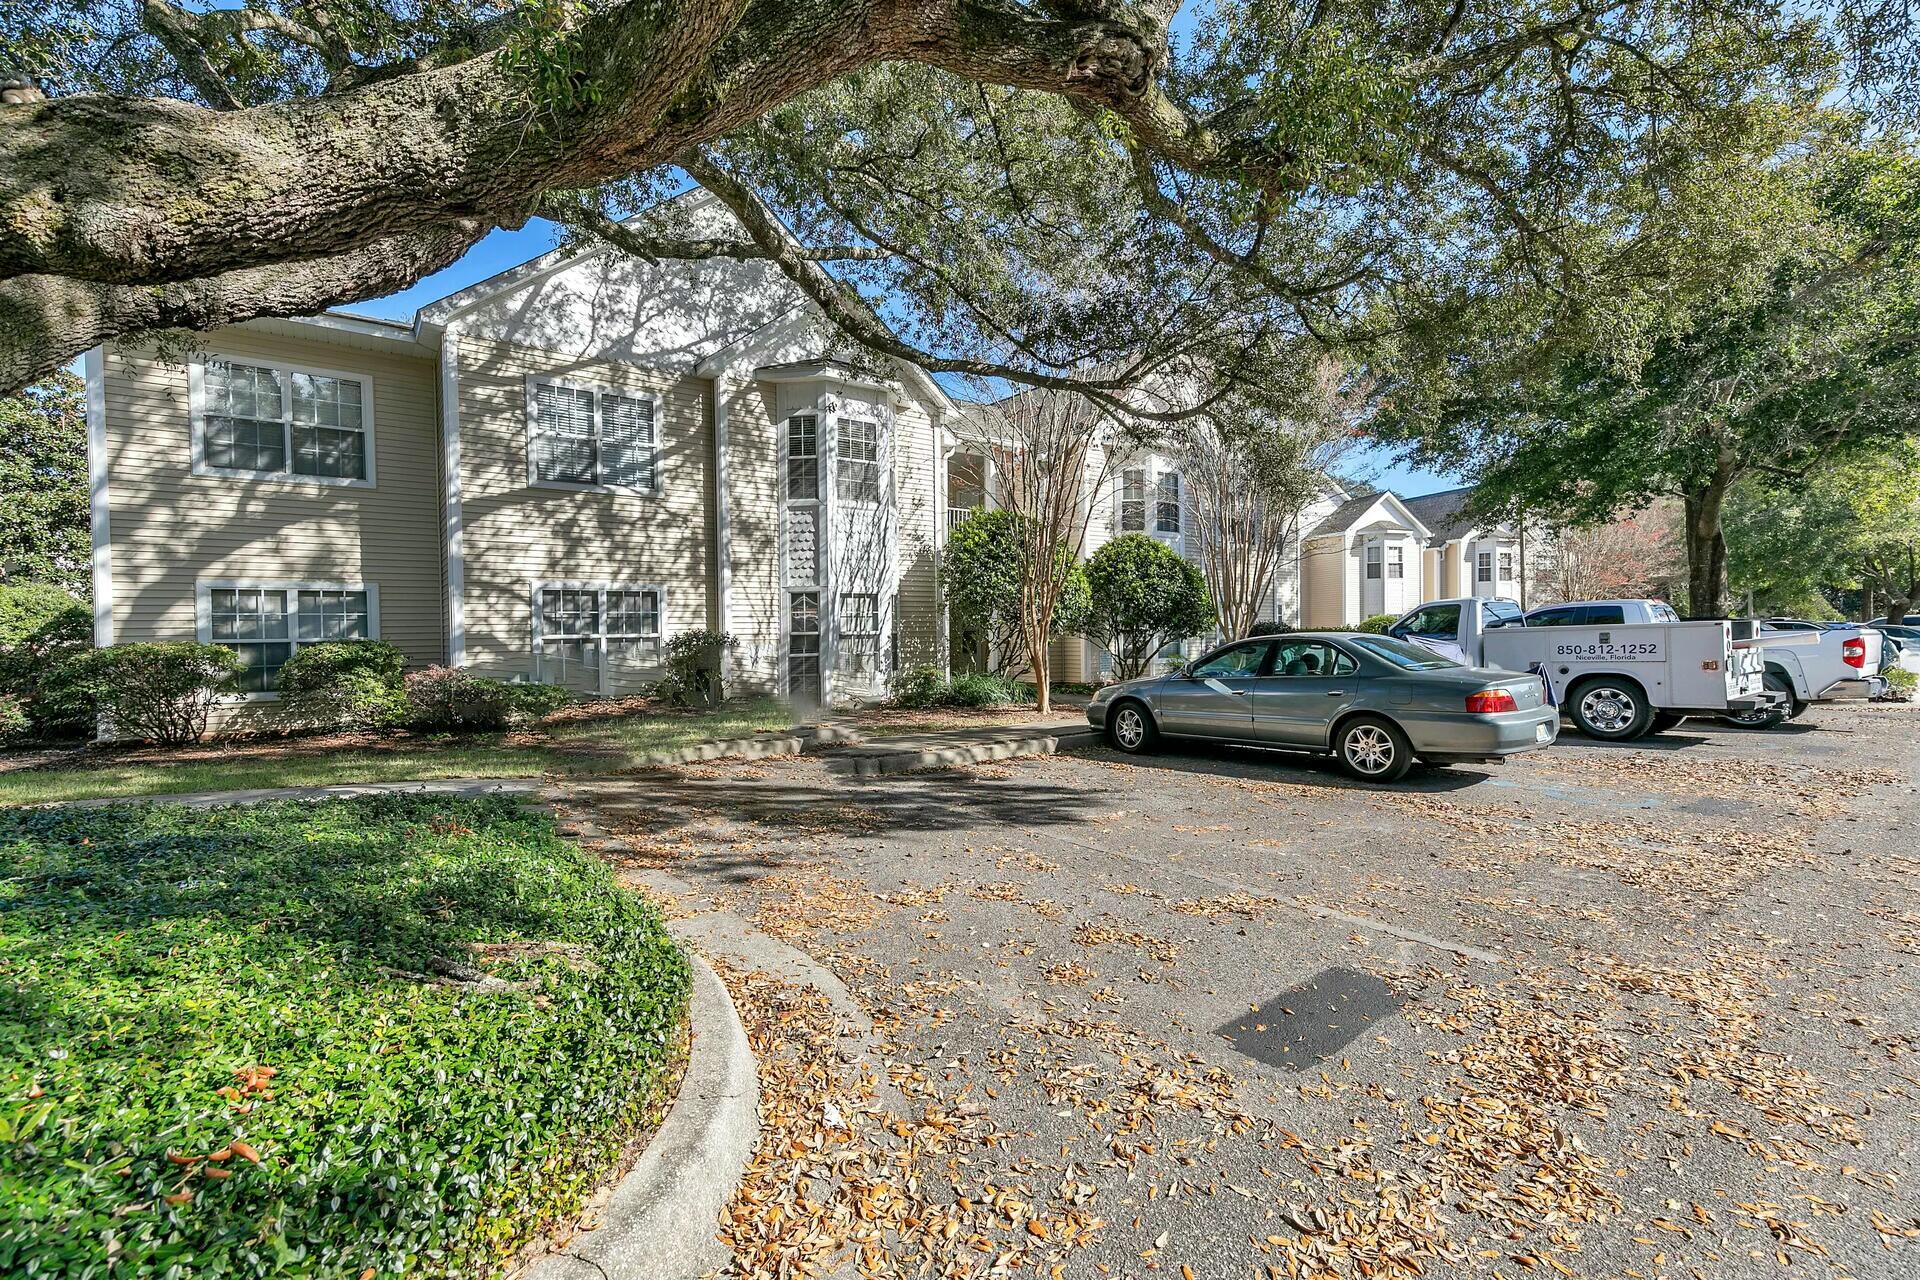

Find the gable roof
[[1400, 485, 1510, 545], [1304, 489, 1431, 540]]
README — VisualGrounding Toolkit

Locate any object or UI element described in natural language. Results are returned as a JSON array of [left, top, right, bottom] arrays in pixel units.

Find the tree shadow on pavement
[[1060, 740, 1497, 794]]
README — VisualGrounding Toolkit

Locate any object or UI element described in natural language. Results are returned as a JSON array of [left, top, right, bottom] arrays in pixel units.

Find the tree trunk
[[1682, 462, 1735, 617]]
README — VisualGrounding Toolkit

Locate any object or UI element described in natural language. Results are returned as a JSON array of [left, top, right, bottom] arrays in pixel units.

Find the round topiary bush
[[1356, 613, 1398, 634], [277, 639, 408, 732]]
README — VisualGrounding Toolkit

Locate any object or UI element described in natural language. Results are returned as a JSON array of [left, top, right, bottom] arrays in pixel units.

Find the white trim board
[[84, 346, 113, 649], [441, 332, 467, 666]]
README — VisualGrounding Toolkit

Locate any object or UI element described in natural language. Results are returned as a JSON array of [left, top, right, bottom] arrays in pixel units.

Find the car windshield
[[1346, 634, 1463, 670]]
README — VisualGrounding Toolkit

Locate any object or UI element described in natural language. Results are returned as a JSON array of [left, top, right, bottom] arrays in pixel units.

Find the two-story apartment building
[[85, 193, 1518, 724]]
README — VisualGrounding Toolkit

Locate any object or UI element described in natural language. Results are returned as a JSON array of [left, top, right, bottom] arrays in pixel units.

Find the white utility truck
[[1387, 597, 1783, 741]]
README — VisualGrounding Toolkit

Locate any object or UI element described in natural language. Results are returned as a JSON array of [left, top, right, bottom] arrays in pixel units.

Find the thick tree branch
[[0, 223, 484, 389]]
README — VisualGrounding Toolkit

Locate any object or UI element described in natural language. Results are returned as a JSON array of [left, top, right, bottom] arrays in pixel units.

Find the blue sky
[[355, 214, 1460, 500]]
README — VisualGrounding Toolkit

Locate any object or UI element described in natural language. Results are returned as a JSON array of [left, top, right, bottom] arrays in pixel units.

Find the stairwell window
[[199, 581, 375, 695], [1155, 472, 1182, 533], [1499, 550, 1514, 581], [1365, 543, 1383, 580], [1119, 469, 1146, 532], [193, 356, 373, 485], [787, 414, 820, 500], [1387, 545, 1405, 579], [1477, 551, 1494, 583], [837, 417, 881, 503], [528, 377, 660, 493]]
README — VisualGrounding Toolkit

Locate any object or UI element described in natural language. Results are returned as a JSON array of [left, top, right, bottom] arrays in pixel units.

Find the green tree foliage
[[1373, 140, 1920, 616], [0, 372, 88, 595], [0, 0, 1857, 404], [1725, 438, 1920, 616], [0, 580, 91, 736], [942, 509, 1087, 679], [1083, 534, 1215, 681]]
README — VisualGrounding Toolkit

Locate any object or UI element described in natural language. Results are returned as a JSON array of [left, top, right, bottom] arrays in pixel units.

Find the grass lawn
[[0, 697, 795, 806], [0, 795, 689, 1279]]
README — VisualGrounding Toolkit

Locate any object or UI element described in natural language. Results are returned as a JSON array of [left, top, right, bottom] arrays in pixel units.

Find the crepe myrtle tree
[[0, 1, 1859, 408]]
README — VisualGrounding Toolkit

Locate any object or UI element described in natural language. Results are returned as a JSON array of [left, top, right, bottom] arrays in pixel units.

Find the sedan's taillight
[[1842, 637, 1867, 668], [1466, 688, 1518, 713]]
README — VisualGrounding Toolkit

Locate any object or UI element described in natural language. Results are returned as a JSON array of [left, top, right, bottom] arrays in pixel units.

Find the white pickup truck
[[1722, 619, 1887, 728], [1387, 597, 1783, 741]]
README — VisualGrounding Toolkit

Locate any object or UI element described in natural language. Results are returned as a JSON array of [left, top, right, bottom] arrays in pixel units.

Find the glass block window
[[839, 592, 880, 675], [786, 415, 819, 501], [1119, 469, 1146, 532], [207, 585, 369, 693], [1155, 471, 1182, 533], [200, 358, 369, 481], [837, 417, 881, 503], [531, 379, 658, 491]]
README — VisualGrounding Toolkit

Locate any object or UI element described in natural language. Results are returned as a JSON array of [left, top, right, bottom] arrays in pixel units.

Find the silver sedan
[[1085, 632, 1559, 782]]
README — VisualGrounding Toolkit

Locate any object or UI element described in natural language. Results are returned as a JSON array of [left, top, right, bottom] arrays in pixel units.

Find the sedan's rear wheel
[[1106, 701, 1158, 754], [1334, 715, 1414, 783]]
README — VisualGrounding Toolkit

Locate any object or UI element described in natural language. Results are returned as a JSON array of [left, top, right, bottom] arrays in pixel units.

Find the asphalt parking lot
[[576, 703, 1920, 1279]]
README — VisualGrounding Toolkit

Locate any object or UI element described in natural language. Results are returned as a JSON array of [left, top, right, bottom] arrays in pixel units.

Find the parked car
[[1870, 614, 1920, 627], [1085, 631, 1558, 783], [1387, 597, 1779, 741], [1727, 619, 1887, 728]]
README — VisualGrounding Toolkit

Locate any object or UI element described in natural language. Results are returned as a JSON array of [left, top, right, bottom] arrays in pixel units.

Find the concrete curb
[[616, 723, 864, 770], [825, 727, 1098, 776], [526, 951, 759, 1280], [48, 776, 545, 809]]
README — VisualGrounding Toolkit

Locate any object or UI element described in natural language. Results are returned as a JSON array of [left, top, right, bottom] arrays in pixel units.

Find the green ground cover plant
[[0, 794, 689, 1277]]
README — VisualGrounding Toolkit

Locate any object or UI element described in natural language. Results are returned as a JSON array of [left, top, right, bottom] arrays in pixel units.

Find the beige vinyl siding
[[719, 376, 782, 693], [1301, 536, 1348, 628], [100, 329, 444, 731], [893, 398, 941, 671], [454, 336, 713, 690]]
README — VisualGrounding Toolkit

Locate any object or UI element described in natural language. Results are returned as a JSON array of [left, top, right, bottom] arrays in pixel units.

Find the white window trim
[[834, 415, 884, 505], [195, 578, 381, 702], [1154, 470, 1183, 535], [1386, 543, 1405, 580], [529, 580, 669, 697], [524, 374, 665, 497], [1118, 467, 1147, 533], [189, 353, 378, 488]]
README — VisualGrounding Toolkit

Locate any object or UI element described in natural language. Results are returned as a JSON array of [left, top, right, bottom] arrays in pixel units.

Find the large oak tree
[[0, 1, 1863, 402]]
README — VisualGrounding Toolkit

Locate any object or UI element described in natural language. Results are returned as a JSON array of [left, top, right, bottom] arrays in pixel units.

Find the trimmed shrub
[[0, 582, 93, 737], [891, 664, 949, 709], [662, 630, 735, 708], [66, 642, 241, 744], [276, 640, 408, 732], [947, 672, 1022, 707], [503, 680, 574, 721], [1082, 534, 1216, 680], [1247, 620, 1293, 637], [0, 794, 690, 1280], [943, 509, 1087, 675], [1356, 613, 1397, 634], [403, 666, 515, 732]]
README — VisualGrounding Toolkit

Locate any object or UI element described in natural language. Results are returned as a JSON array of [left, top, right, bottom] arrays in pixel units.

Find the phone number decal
[[1553, 641, 1664, 660]]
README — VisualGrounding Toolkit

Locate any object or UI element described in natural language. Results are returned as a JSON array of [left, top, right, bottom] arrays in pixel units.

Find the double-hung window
[[1498, 550, 1514, 581], [1155, 472, 1182, 534], [1365, 543, 1384, 580], [1119, 469, 1146, 532], [836, 417, 881, 503], [1386, 545, 1405, 579], [534, 584, 665, 691], [194, 357, 372, 483], [201, 582, 375, 694], [1476, 551, 1494, 583], [528, 377, 659, 492], [839, 592, 881, 675]]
